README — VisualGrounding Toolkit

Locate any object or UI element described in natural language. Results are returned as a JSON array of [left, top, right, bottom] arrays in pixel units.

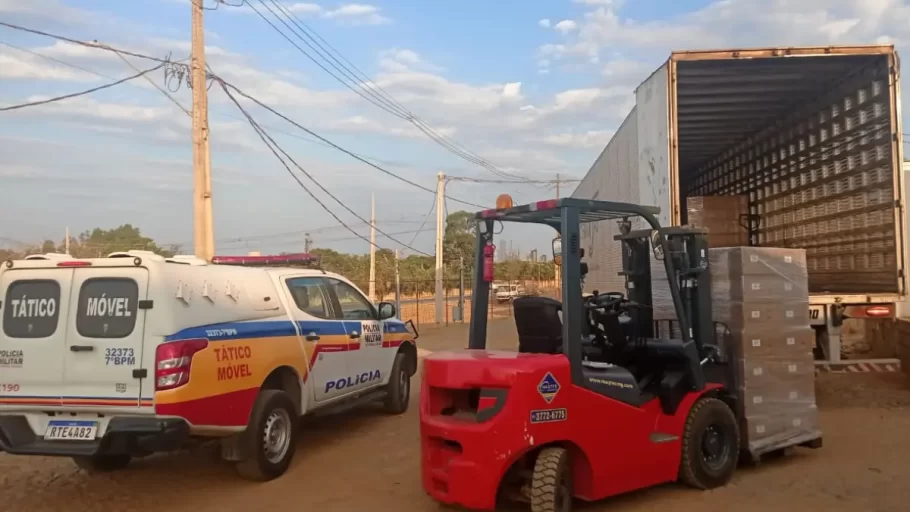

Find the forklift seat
[[513, 297, 563, 354]]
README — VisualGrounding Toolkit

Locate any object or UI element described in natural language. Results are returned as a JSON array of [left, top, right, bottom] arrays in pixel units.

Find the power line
[[407, 191, 437, 249], [0, 36, 460, 173], [0, 21, 174, 65], [0, 62, 164, 112], [219, 79, 435, 257], [241, 0, 531, 183], [219, 80, 488, 209]]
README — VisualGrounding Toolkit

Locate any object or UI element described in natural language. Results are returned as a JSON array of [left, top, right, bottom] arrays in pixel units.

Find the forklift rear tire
[[678, 397, 740, 490], [530, 446, 573, 512]]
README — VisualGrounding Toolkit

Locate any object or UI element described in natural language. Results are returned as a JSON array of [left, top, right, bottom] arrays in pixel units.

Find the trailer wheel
[[678, 397, 740, 490], [236, 389, 298, 481], [530, 446, 573, 512]]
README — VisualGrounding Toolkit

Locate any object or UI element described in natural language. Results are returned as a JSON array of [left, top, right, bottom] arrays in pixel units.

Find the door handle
[[70, 345, 94, 352], [349, 331, 361, 339], [305, 334, 320, 341]]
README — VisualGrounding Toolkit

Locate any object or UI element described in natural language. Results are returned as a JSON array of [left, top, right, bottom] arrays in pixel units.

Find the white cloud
[[572, 0, 623, 6], [286, 2, 322, 14], [554, 20, 578, 34], [540, 130, 614, 149], [538, 18, 551, 28], [323, 3, 391, 25]]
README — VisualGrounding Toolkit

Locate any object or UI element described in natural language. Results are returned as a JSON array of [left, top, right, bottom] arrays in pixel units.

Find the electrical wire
[[0, 21, 173, 65], [0, 38, 422, 171], [0, 62, 164, 112], [406, 192, 437, 250], [219, 80, 489, 209], [244, 0, 531, 182], [219, 80, 435, 257]]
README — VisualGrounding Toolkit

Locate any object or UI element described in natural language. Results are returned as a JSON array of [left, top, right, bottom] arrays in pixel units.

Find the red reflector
[[865, 305, 892, 317], [56, 261, 92, 267], [536, 199, 559, 210]]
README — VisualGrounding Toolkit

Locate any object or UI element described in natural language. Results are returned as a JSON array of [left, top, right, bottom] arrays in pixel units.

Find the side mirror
[[552, 237, 562, 266], [378, 302, 397, 320], [650, 230, 665, 261]]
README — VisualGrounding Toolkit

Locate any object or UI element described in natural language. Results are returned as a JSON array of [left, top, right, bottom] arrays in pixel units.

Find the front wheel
[[235, 389, 298, 481], [678, 397, 740, 489], [530, 446, 573, 512], [383, 353, 411, 414]]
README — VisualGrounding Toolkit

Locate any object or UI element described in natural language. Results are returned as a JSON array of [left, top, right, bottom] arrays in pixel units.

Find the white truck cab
[[0, 251, 418, 480]]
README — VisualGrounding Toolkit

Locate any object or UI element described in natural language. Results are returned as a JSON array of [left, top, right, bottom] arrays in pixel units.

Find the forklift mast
[[615, 226, 714, 359]]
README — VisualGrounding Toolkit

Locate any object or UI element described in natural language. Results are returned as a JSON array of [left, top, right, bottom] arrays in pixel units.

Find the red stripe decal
[[156, 387, 259, 427]]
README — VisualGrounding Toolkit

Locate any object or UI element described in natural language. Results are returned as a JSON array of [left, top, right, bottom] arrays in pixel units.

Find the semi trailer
[[572, 45, 906, 367]]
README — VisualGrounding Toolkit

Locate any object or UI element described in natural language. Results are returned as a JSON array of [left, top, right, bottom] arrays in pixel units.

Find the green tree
[[443, 210, 476, 272], [67, 224, 177, 258]]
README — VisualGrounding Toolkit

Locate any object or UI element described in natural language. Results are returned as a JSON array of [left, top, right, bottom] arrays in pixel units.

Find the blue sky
[[1, 0, 909, 257]]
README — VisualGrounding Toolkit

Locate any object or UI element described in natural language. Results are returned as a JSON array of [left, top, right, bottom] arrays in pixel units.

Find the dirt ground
[[2, 320, 910, 512]]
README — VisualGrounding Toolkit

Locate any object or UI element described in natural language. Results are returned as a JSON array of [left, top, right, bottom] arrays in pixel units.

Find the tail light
[[155, 338, 208, 391], [865, 305, 892, 317]]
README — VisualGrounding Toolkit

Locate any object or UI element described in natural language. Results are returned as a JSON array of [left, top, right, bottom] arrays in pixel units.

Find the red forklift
[[420, 197, 743, 511]]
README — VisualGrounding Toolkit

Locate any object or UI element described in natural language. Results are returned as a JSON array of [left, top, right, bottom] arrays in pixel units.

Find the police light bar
[[211, 253, 320, 267]]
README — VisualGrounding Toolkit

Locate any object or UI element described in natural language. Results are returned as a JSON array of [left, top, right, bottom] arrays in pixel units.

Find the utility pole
[[304, 232, 313, 253], [191, 0, 214, 261], [556, 173, 561, 199], [394, 249, 401, 318], [435, 172, 446, 325], [369, 192, 376, 302], [64, 227, 70, 255]]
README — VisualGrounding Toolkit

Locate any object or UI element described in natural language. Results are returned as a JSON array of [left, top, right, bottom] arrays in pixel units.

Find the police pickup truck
[[0, 251, 418, 481]]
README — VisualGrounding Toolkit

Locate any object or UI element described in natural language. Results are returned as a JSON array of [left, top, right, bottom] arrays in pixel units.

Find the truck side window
[[329, 280, 376, 321], [285, 277, 331, 319]]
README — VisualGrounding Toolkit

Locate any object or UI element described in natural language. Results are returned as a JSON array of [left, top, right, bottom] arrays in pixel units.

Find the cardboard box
[[744, 405, 820, 451], [726, 327, 816, 359], [687, 196, 750, 248], [737, 357, 816, 388], [715, 301, 811, 330], [710, 247, 808, 279]]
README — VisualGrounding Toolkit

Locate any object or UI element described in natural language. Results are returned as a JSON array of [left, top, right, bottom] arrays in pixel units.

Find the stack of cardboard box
[[686, 196, 750, 248], [710, 247, 822, 455]]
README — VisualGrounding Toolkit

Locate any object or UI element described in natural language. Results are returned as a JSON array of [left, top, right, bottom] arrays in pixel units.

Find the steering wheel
[[586, 291, 625, 310]]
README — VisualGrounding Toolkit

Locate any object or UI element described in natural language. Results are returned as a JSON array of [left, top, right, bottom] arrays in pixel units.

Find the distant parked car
[[495, 284, 527, 303]]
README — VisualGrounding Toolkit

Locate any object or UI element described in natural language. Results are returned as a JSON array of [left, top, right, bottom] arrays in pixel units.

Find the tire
[[678, 397, 740, 490], [530, 447, 573, 512], [72, 453, 131, 473], [383, 352, 411, 414], [235, 389, 298, 481]]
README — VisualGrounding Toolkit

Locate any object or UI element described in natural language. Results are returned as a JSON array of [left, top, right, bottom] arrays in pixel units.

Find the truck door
[[62, 267, 149, 410], [0, 268, 72, 408], [325, 277, 384, 393], [283, 276, 349, 402]]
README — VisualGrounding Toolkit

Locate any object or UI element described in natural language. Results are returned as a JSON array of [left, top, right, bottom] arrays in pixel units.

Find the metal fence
[[375, 278, 560, 329]]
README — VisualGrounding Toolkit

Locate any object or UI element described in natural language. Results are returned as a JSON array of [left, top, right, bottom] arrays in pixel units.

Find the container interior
[[676, 54, 899, 294]]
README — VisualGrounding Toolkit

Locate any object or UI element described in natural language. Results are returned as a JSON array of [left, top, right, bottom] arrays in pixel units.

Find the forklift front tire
[[678, 397, 740, 490], [530, 446, 573, 512]]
